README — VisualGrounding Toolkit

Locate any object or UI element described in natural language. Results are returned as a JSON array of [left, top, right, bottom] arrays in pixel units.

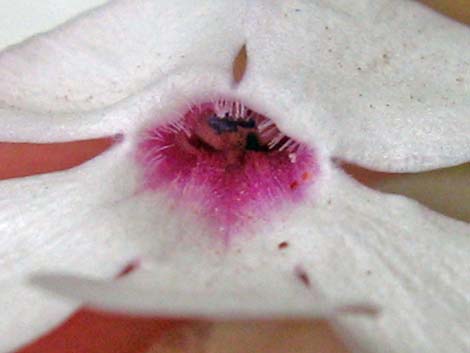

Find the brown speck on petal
[[294, 266, 311, 288], [116, 260, 140, 278]]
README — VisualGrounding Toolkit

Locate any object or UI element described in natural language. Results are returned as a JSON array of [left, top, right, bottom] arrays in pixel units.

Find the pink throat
[[137, 99, 318, 238]]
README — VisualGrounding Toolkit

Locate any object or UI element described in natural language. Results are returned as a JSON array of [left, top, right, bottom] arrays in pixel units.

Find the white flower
[[0, 0, 469, 352]]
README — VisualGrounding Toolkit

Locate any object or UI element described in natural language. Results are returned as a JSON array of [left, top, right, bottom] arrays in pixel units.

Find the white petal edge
[[0, 140, 141, 351], [0, 0, 108, 51], [27, 162, 470, 353], [0, 67, 236, 142], [0, 0, 246, 114], [31, 273, 378, 320], [241, 0, 470, 172]]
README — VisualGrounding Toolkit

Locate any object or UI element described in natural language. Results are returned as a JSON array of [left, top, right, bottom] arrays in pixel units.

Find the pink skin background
[[1, 1, 467, 352]]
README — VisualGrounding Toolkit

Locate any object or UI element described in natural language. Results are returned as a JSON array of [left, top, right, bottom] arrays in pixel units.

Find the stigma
[[137, 99, 318, 238]]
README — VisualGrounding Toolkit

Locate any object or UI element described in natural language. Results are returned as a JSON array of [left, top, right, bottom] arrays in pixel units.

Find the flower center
[[137, 99, 318, 238]]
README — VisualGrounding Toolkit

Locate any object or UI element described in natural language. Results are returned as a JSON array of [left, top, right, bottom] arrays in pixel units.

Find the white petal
[[32, 273, 376, 320], [0, 141, 141, 351], [2, 0, 468, 170], [0, 0, 246, 141], [318, 171, 470, 353], [0, 0, 108, 51], [0, 66, 234, 142], [30, 163, 470, 353], [0, 0, 470, 171], [241, 0, 470, 172], [31, 165, 374, 319]]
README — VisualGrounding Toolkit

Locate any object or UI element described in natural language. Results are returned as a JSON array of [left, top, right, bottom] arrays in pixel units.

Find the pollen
[[137, 99, 318, 238]]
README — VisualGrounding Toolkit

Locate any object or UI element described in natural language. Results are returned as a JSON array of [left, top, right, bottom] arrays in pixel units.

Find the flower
[[0, 0, 469, 352]]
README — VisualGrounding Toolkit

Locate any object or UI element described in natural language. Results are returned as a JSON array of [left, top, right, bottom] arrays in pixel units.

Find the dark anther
[[245, 133, 266, 151], [208, 115, 239, 134], [237, 119, 256, 129]]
